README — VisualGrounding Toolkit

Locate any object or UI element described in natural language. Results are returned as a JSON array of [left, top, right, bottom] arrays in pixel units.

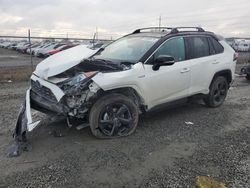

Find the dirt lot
[[0, 49, 249, 188], [0, 48, 42, 81]]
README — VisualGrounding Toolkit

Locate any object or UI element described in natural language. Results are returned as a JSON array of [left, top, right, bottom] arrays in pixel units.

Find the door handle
[[212, 60, 219, 64], [180, 68, 190, 73]]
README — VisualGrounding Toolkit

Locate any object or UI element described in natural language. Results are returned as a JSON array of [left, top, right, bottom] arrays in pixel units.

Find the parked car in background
[[233, 39, 250, 52], [87, 42, 105, 49], [0, 41, 11, 48], [26, 43, 41, 54], [241, 60, 250, 80], [18, 43, 36, 53], [7, 43, 18, 50], [30, 43, 48, 55], [237, 43, 250, 52], [45, 44, 77, 57], [0, 39, 111, 62], [33, 43, 55, 56], [16, 42, 29, 52], [36, 43, 66, 58]]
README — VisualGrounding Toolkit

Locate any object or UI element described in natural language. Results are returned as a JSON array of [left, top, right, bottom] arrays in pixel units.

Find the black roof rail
[[132, 27, 173, 34], [170, 27, 205, 34], [132, 27, 205, 35]]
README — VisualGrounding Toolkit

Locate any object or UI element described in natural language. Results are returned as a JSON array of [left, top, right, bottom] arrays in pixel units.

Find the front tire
[[89, 93, 139, 138], [204, 76, 229, 108]]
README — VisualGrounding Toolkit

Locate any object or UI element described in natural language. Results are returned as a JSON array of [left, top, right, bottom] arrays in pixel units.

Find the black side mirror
[[152, 55, 175, 71]]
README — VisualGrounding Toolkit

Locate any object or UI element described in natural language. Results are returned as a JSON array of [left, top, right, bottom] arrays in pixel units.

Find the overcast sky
[[0, 0, 250, 39]]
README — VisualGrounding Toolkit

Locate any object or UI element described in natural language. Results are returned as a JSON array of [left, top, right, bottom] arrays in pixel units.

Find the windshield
[[93, 36, 158, 63]]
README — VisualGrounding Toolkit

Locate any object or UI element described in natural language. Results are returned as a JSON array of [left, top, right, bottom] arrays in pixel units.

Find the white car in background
[[33, 43, 55, 56], [233, 39, 250, 52], [37, 43, 66, 58], [26, 43, 41, 54], [237, 43, 250, 52]]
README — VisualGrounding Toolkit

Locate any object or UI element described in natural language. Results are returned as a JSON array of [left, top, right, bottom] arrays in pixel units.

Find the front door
[[141, 36, 191, 109]]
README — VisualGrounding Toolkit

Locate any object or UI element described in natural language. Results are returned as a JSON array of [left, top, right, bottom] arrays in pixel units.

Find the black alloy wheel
[[204, 76, 229, 107], [89, 93, 139, 138], [98, 103, 133, 136]]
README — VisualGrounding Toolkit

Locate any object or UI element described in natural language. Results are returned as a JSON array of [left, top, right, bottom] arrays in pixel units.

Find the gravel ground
[[0, 48, 41, 68], [0, 50, 249, 187], [0, 48, 42, 81]]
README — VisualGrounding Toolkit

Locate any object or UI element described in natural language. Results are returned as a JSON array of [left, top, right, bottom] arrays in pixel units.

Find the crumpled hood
[[34, 45, 98, 79]]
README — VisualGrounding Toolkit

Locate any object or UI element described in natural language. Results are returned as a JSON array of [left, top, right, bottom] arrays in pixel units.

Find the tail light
[[233, 52, 238, 61]]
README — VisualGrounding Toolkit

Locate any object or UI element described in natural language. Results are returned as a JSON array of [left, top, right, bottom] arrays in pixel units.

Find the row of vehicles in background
[[0, 39, 108, 58], [227, 39, 250, 80], [226, 38, 250, 52], [225, 38, 250, 80]]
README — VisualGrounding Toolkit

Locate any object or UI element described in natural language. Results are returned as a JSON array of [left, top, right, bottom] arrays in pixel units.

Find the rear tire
[[204, 76, 229, 108], [89, 93, 139, 138]]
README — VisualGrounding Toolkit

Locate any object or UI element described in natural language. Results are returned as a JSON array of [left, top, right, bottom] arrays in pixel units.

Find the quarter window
[[210, 37, 224, 54], [208, 37, 216, 55], [154, 37, 185, 62]]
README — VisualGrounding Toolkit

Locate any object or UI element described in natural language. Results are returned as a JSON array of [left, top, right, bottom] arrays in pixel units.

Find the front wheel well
[[101, 87, 146, 112]]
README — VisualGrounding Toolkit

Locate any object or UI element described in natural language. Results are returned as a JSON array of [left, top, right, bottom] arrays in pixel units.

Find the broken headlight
[[57, 71, 97, 94]]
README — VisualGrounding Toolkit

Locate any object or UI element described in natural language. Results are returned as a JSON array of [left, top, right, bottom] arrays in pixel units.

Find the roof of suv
[[130, 27, 220, 40]]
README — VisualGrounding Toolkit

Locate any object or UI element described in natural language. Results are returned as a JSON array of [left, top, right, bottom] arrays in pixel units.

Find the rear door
[[184, 36, 224, 95], [142, 36, 191, 108]]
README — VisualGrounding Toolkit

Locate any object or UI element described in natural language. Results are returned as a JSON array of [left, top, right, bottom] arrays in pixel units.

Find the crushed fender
[[196, 176, 227, 188]]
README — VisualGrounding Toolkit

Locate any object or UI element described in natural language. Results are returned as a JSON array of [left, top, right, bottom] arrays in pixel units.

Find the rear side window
[[210, 37, 224, 54], [185, 36, 210, 59], [208, 38, 216, 55], [154, 37, 185, 62]]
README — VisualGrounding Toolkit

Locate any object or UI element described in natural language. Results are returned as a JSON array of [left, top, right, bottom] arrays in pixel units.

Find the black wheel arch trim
[[209, 69, 233, 89], [98, 87, 146, 112]]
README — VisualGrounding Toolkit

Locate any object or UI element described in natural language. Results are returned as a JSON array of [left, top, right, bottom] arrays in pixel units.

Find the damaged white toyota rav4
[[14, 27, 237, 143]]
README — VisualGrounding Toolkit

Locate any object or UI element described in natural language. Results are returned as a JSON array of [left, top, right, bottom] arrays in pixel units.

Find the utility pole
[[92, 32, 96, 47], [28, 29, 34, 72], [96, 27, 98, 41], [159, 15, 162, 30]]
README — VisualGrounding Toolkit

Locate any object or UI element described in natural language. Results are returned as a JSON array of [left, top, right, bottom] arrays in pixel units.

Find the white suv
[[14, 27, 237, 140]]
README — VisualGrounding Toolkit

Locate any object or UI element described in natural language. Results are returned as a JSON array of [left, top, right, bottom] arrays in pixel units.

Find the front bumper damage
[[14, 89, 41, 139], [15, 74, 66, 138], [8, 89, 42, 157], [8, 74, 100, 157], [8, 75, 66, 157]]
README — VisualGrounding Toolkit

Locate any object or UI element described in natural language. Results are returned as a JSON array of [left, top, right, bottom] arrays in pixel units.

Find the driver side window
[[154, 37, 186, 62]]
